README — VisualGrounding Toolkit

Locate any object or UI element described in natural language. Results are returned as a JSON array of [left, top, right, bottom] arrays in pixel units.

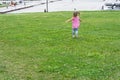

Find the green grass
[[0, 4, 7, 8], [0, 11, 120, 80]]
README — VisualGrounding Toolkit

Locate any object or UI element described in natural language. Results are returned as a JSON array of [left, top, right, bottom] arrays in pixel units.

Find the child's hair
[[73, 11, 80, 17]]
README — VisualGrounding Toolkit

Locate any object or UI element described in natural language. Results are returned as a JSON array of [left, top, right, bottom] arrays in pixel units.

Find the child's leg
[[75, 28, 78, 37], [72, 29, 75, 38]]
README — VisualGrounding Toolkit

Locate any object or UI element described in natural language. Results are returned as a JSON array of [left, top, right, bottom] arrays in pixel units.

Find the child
[[66, 11, 81, 38]]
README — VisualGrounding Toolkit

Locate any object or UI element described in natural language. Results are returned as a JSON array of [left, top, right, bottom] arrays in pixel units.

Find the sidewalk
[[1, 0, 119, 14], [0, 2, 38, 14], [9, 0, 104, 13], [0, 0, 61, 14]]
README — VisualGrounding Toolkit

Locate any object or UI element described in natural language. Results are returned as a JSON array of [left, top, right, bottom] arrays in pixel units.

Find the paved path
[[9, 0, 104, 13], [0, 0, 60, 14], [0, 1, 38, 14], [0, 0, 120, 14]]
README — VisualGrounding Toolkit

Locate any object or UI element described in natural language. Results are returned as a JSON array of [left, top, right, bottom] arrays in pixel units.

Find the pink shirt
[[72, 16, 80, 28]]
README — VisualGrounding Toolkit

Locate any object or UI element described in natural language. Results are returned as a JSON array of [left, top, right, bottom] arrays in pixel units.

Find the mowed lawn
[[0, 4, 7, 8], [0, 11, 120, 80]]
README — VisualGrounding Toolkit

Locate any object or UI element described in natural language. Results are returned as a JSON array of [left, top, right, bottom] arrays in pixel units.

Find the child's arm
[[79, 18, 82, 22], [65, 17, 73, 23], [78, 16, 82, 22]]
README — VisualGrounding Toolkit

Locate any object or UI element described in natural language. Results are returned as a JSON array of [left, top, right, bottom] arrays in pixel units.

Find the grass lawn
[[0, 11, 120, 80], [0, 4, 7, 8]]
